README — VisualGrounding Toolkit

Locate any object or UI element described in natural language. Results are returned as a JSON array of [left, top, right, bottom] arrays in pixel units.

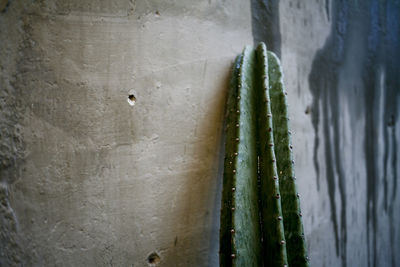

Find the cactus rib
[[268, 51, 309, 267], [220, 54, 241, 266], [256, 43, 288, 266]]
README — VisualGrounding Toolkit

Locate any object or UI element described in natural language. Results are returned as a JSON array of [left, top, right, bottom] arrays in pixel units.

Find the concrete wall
[[1, 0, 399, 266]]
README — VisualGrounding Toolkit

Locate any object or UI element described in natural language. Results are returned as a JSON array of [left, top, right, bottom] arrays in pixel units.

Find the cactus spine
[[220, 43, 309, 267]]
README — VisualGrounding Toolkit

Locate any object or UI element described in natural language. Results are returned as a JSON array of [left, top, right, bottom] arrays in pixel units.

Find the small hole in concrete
[[128, 94, 136, 106], [147, 252, 160, 265]]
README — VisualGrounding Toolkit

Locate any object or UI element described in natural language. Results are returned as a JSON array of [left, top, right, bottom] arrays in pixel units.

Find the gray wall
[[1, 0, 399, 266]]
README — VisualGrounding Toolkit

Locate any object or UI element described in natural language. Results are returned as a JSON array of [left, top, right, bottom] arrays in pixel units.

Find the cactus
[[220, 43, 309, 267]]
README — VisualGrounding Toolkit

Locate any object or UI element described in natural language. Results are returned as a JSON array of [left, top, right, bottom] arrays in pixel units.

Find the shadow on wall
[[251, 0, 281, 58], [160, 60, 232, 267]]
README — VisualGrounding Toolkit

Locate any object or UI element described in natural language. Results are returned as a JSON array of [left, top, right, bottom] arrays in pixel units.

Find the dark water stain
[[251, 0, 281, 58], [309, 3, 349, 265], [309, 0, 400, 267]]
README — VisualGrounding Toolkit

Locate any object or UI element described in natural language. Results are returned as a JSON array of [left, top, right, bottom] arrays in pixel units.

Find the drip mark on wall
[[309, 0, 400, 266]]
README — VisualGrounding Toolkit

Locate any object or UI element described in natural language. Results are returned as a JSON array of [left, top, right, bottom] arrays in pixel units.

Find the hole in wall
[[147, 252, 161, 265], [0, 0, 9, 13], [127, 90, 137, 106]]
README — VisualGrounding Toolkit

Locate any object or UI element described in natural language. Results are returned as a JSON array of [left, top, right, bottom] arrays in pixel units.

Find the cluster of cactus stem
[[220, 43, 309, 267]]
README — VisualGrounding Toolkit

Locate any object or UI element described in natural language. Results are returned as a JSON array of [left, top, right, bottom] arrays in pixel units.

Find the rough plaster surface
[[1, 0, 399, 267], [0, 1, 252, 266]]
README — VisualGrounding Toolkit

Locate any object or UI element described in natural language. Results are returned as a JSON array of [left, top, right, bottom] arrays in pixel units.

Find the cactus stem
[[221, 44, 308, 267]]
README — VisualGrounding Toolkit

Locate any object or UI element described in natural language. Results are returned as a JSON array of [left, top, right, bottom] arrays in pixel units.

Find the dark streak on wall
[[251, 0, 281, 58], [309, 2, 348, 266], [325, 0, 331, 21], [309, 1, 400, 267]]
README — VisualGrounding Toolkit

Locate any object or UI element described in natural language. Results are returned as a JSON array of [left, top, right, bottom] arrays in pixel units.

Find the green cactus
[[267, 51, 309, 266], [220, 43, 308, 267]]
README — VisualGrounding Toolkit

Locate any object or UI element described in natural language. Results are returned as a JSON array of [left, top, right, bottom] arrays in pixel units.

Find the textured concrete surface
[[1, 0, 399, 266], [0, 1, 252, 266]]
